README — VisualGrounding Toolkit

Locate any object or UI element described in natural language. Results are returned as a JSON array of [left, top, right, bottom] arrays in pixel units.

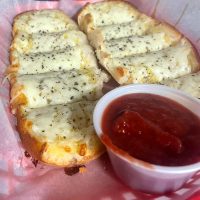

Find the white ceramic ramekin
[[93, 84, 200, 194]]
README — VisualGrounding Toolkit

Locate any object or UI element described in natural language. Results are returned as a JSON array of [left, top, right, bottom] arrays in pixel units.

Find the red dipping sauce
[[102, 93, 200, 166]]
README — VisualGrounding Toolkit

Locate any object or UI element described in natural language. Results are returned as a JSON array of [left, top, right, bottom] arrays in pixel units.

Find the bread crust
[[17, 107, 105, 167], [17, 115, 46, 161], [6, 51, 19, 74]]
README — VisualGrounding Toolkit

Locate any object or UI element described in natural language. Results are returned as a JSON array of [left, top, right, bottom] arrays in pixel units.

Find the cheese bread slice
[[100, 39, 199, 84], [11, 30, 88, 54], [96, 31, 179, 59], [160, 72, 200, 99], [10, 69, 108, 112], [13, 9, 78, 35], [17, 101, 104, 167], [78, 0, 140, 33], [87, 17, 157, 49], [8, 45, 97, 75], [94, 22, 181, 58]]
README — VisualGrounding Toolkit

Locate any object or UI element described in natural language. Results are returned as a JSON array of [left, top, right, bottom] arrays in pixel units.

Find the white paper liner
[[0, 0, 200, 199]]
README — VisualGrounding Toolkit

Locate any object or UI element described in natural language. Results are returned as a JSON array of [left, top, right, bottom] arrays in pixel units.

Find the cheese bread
[[78, 0, 200, 85], [10, 69, 108, 112], [100, 39, 199, 84], [13, 9, 78, 35], [78, 0, 141, 33], [96, 32, 179, 59], [87, 15, 157, 48], [17, 101, 104, 167], [161, 72, 200, 99], [9, 9, 109, 167], [8, 44, 98, 75], [11, 30, 88, 54]]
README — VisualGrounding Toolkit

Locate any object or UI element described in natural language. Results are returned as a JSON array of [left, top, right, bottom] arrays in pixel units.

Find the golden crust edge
[[6, 48, 19, 74], [10, 82, 27, 114]]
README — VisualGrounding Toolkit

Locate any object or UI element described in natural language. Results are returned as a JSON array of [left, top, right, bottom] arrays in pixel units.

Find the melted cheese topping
[[13, 69, 108, 108], [97, 33, 175, 59], [23, 101, 96, 141], [12, 30, 88, 54], [12, 45, 97, 75], [88, 18, 156, 48], [10, 9, 107, 166], [79, 1, 199, 86], [161, 72, 200, 99], [105, 43, 197, 84], [21, 100, 104, 166], [13, 9, 78, 34], [79, 1, 139, 31]]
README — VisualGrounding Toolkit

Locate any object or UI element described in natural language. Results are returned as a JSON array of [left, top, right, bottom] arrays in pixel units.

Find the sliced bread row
[[78, 0, 200, 86], [8, 9, 109, 167]]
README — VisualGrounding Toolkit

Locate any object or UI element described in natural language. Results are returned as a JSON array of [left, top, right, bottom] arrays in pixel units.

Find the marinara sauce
[[102, 93, 200, 166]]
